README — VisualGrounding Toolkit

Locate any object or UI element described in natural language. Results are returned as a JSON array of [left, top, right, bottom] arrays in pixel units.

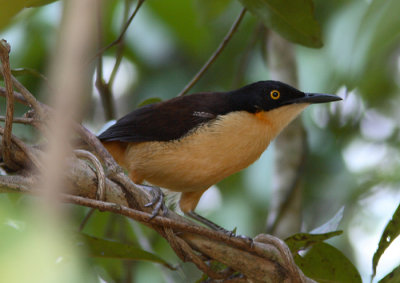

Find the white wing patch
[[192, 111, 215, 119]]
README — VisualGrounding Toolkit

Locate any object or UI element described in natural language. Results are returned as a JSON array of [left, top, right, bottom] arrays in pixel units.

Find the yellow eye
[[270, 90, 280, 100]]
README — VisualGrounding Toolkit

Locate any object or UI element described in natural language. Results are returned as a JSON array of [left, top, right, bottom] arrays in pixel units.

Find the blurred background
[[1, 0, 400, 282]]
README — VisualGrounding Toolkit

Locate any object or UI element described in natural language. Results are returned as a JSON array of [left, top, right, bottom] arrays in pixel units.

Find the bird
[[98, 80, 341, 229]]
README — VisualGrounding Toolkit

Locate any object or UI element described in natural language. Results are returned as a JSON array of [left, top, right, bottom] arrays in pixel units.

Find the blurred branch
[[177, 8, 247, 97], [265, 31, 307, 237]]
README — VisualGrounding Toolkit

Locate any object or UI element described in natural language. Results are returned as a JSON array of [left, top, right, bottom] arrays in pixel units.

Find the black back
[[98, 92, 234, 142]]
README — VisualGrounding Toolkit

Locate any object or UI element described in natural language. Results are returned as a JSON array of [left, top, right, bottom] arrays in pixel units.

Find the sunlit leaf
[[75, 233, 174, 269], [0, 0, 58, 30], [238, 0, 322, 47], [372, 203, 400, 277], [295, 243, 362, 283], [310, 206, 344, 234], [379, 264, 400, 283], [285, 231, 342, 254], [25, 0, 58, 7], [137, 97, 162, 107]]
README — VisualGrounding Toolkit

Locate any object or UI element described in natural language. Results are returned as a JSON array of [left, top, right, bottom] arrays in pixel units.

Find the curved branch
[[0, 40, 18, 170]]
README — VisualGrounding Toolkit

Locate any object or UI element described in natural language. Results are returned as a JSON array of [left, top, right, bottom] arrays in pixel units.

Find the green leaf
[[75, 233, 174, 269], [379, 264, 400, 283], [351, 0, 400, 104], [194, 0, 233, 21], [295, 243, 362, 283], [372, 203, 400, 277], [147, 0, 213, 56], [238, 0, 322, 48], [285, 231, 342, 254], [137, 97, 163, 107], [25, 0, 58, 7], [0, 0, 58, 30]]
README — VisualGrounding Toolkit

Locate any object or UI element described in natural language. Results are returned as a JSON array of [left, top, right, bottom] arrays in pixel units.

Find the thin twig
[[0, 40, 19, 170], [0, 116, 35, 125], [0, 87, 30, 105], [94, 1, 115, 120], [177, 8, 247, 97], [108, 0, 130, 89], [79, 208, 96, 231], [92, 0, 145, 60], [10, 75, 44, 118]]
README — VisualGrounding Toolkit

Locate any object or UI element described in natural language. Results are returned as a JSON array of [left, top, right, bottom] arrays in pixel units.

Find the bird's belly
[[125, 112, 274, 192]]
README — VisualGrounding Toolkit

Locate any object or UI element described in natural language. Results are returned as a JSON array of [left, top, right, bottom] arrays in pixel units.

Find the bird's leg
[[135, 184, 168, 219], [186, 211, 252, 245], [186, 211, 230, 234]]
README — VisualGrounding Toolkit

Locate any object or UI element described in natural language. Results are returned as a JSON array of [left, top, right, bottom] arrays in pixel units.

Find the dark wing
[[98, 92, 233, 142]]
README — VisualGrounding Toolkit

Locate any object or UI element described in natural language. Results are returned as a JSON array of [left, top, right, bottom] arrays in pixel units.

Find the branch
[[94, 0, 145, 120], [0, 40, 19, 170], [0, 137, 313, 282], [0, 37, 315, 283], [177, 8, 247, 97]]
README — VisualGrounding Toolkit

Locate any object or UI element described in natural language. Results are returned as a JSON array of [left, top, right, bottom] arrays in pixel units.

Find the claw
[[136, 184, 168, 220]]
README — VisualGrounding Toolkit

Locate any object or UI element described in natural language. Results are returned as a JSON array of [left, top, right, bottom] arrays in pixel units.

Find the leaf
[[285, 231, 342, 254], [238, 0, 322, 48], [379, 264, 400, 283], [0, 0, 58, 30], [147, 0, 213, 56], [310, 206, 344, 234], [295, 243, 362, 283], [137, 97, 162, 107], [75, 233, 174, 269], [372, 203, 400, 277], [194, 0, 233, 21], [351, 0, 400, 104]]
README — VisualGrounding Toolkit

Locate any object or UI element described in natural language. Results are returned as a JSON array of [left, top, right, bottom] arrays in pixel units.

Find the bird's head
[[230, 80, 342, 113]]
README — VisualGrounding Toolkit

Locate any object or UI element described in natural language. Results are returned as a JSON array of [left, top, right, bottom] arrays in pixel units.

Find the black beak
[[289, 93, 342, 104]]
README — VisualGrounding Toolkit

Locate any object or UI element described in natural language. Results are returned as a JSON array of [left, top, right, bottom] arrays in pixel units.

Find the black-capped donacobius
[[98, 81, 341, 229]]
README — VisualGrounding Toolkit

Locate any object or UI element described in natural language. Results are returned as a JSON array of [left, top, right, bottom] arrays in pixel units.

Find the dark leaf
[[238, 0, 323, 47], [295, 242, 362, 283], [75, 233, 174, 269]]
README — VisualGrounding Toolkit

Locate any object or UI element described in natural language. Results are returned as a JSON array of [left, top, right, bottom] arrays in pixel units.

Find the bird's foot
[[137, 184, 168, 220]]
